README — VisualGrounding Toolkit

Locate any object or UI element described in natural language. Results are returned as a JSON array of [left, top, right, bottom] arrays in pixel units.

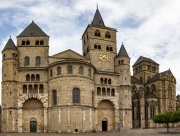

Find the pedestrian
[[118, 121, 123, 132]]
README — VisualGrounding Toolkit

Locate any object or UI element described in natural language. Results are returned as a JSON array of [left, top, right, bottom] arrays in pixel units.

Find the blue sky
[[0, 0, 180, 100]]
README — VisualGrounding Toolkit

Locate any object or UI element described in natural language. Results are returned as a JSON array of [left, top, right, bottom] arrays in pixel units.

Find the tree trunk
[[167, 123, 169, 133]]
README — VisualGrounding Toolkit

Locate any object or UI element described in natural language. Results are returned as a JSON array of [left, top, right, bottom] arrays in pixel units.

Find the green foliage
[[153, 110, 180, 123]]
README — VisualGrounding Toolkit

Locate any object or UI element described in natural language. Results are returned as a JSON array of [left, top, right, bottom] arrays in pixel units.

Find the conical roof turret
[[92, 8, 105, 26], [117, 43, 129, 57], [2, 37, 17, 51], [17, 21, 48, 37]]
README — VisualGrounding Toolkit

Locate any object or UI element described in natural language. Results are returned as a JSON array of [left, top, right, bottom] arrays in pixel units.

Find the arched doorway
[[30, 117, 37, 132], [22, 98, 44, 132], [98, 100, 114, 131]]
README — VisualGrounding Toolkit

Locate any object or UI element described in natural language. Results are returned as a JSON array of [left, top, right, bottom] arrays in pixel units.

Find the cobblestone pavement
[[0, 128, 180, 136]]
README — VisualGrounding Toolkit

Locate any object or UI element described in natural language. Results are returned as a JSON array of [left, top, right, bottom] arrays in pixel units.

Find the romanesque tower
[[16, 21, 49, 132], [82, 7, 117, 72], [115, 43, 132, 129], [1, 38, 18, 132]]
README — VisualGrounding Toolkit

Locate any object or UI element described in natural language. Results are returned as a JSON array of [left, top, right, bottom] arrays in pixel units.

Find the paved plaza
[[0, 128, 179, 136]]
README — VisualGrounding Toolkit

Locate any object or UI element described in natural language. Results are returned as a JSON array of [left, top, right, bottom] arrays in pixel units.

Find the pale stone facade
[[1, 9, 132, 133]]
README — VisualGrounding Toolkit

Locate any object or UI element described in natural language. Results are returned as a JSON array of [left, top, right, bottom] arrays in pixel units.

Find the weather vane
[[96, 1, 98, 9]]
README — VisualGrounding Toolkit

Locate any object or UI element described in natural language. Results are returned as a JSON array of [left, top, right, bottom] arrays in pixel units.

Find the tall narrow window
[[168, 84, 172, 99], [57, 67, 61, 75], [28, 85, 33, 93], [35, 56, 41, 66], [107, 88, 110, 96], [67, 65, 72, 74], [23, 85, 27, 93], [34, 84, 38, 93], [105, 32, 111, 38], [100, 78, 103, 84], [108, 79, 111, 84], [31, 74, 35, 81], [24, 56, 30, 66], [104, 78, 107, 84], [26, 40, 30, 45], [94, 44, 98, 49], [79, 66, 83, 74], [111, 89, 115, 96], [52, 90, 57, 105], [26, 74, 30, 81], [97, 87, 101, 95], [150, 101, 155, 118], [73, 88, 80, 103], [35, 40, 39, 45], [36, 74, 40, 81], [39, 84, 44, 93], [88, 69, 91, 77], [102, 88, 106, 96], [95, 30, 100, 37], [22, 40, 25, 45], [98, 45, 101, 49]]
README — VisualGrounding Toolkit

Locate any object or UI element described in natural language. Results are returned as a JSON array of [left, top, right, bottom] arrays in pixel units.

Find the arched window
[[35, 56, 41, 66], [121, 60, 124, 64], [97, 87, 101, 95], [22, 40, 25, 45], [23, 85, 27, 93], [105, 32, 111, 38], [34, 84, 38, 93], [73, 88, 80, 103], [110, 47, 113, 51], [106, 46, 109, 51], [111, 88, 115, 96], [40, 40, 44, 45], [98, 45, 101, 49], [36, 74, 40, 81], [39, 84, 44, 93], [88, 69, 91, 77], [94, 44, 98, 49], [107, 88, 110, 96], [52, 90, 57, 105], [145, 86, 150, 94], [95, 30, 100, 37], [35, 40, 39, 45], [151, 84, 156, 92], [100, 78, 103, 84], [3, 54, 5, 60], [28, 85, 33, 93], [31, 74, 35, 81], [67, 65, 72, 74], [104, 78, 107, 84], [150, 101, 155, 118], [108, 79, 111, 84], [24, 56, 30, 66], [102, 88, 106, 96], [79, 66, 83, 74], [132, 85, 137, 93], [26, 40, 30, 45], [57, 67, 61, 75], [26, 74, 30, 81]]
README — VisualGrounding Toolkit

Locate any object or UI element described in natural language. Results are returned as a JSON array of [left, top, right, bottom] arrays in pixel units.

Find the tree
[[153, 110, 180, 133]]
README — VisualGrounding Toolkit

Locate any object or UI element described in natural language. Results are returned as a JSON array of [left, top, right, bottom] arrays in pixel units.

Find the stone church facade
[[1, 8, 178, 133]]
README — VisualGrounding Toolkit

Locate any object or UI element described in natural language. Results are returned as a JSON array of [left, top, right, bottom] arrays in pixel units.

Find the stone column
[[68, 107, 70, 132], [18, 108, 22, 132], [58, 108, 61, 132], [44, 108, 47, 132]]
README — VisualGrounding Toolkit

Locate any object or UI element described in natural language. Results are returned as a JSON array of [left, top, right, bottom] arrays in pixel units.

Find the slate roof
[[133, 56, 158, 66], [117, 43, 129, 57], [146, 69, 174, 84], [3, 38, 17, 51], [145, 92, 158, 99], [131, 76, 143, 84], [17, 21, 48, 37], [92, 8, 105, 26]]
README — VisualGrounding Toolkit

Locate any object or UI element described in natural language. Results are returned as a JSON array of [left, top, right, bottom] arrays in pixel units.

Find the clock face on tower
[[98, 51, 109, 61]]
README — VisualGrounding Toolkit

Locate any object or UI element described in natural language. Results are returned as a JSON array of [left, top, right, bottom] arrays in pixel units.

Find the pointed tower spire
[[118, 43, 129, 57], [92, 7, 105, 26], [3, 37, 17, 51]]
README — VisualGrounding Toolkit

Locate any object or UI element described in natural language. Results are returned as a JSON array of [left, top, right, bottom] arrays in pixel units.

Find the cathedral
[[1, 8, 179, 133]]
